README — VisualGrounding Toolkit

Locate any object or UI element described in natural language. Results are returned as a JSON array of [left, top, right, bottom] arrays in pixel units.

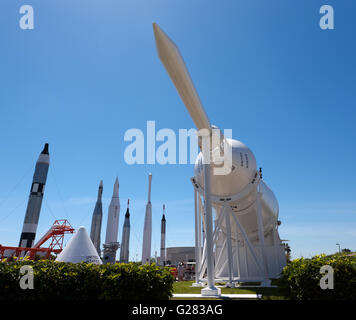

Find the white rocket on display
[[160, 204, 166, 266], [141, 173, 152, 264], [153, 22, 286, 290], [103, 177, 120, 264], [120, 199, 131, 263], [19, 143, 50, 248], [90, 180, 103, 256]]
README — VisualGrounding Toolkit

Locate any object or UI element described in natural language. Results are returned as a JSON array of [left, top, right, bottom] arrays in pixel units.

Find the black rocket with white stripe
[[120, 199, 131, 263], [19, 143, 50, 248], [160, 204, 166, 266]]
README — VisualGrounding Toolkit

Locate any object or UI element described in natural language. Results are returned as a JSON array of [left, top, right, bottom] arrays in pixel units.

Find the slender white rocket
[[19, 143, 50, 248], [142, 173, 152, 264], [160, 204, 166, 266], [90, 180, 103, 256], [103, 177, 120, 263], [120, 199, 131, 263]]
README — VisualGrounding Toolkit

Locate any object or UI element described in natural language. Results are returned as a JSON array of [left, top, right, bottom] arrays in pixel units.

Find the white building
[[166, 247, 195, 265]]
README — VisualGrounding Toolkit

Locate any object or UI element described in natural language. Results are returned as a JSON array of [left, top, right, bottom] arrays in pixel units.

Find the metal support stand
[[201, 163, 221, 297], [192, 188, 203, 287], [256, 188, 271, 287], [191, 172, 280, 287], [223, 205, 235, 288]]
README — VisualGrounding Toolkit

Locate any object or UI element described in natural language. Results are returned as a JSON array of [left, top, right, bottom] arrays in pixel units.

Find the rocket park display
[[13, 143, 170, 268], [141, 173, 152, 264], [160, 205, 166, 266], [120, 199, 131, 263], [19, 143, 50, 248], [4, 21, 287, 295], [103, 177, 120, 263], [90, 180, 103, 256]]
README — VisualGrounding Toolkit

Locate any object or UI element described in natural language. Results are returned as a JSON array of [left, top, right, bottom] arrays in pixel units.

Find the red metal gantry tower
[[0, 219, 75, 260]]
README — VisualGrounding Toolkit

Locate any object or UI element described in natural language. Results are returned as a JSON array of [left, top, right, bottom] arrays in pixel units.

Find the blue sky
[[0, 0, 355, 260]]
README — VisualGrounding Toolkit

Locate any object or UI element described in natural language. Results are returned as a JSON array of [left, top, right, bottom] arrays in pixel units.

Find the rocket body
[[142, 173, 152, 264], [90, 181, 103, 256], [120, 200, 131, 263], [160, 205, 166, 266], [19, 144, 50, 248], [103, 178, 120, 263], [142, 203, 152, 264]]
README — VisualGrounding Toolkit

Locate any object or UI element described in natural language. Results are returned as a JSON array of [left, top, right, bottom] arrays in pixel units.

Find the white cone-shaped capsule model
[[19, 143, 50, 248], [56, 226, 102, 264], [120, 199, 131, 263], [160, 204, 166, 266], [90, 180, 103, 256], [142, 173, 152, 264], [103, 177, 120, 264]]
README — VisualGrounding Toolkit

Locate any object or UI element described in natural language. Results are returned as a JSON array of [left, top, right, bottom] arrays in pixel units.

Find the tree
[[341, 248, 351, 254]]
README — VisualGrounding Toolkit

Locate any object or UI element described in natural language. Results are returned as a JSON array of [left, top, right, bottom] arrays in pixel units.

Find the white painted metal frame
[[192, 172, 273, 286], [200, 163, 221, 296]]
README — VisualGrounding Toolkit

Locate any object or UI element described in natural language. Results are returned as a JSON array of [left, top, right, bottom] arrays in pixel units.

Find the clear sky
[[0, 0, 355, 260]]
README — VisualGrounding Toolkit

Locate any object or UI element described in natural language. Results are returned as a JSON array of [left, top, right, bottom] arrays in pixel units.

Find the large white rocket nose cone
[[153, 22, 179, 62], [56, 226, 102, 264], [152, 22, 211, 132], [152, 23, 165, 43]]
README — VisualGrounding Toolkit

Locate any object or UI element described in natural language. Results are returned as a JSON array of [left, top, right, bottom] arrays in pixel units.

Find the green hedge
[[0, 260, 174, 300], [276, 253, 356, 300]]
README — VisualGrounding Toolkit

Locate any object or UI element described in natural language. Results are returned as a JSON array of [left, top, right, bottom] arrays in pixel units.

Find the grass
[[172, 281, 285, 300]]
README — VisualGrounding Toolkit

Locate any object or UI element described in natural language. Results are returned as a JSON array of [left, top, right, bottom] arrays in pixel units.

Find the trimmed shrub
[[0, 260, 174, 300], [276, 253, 356, 300]]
